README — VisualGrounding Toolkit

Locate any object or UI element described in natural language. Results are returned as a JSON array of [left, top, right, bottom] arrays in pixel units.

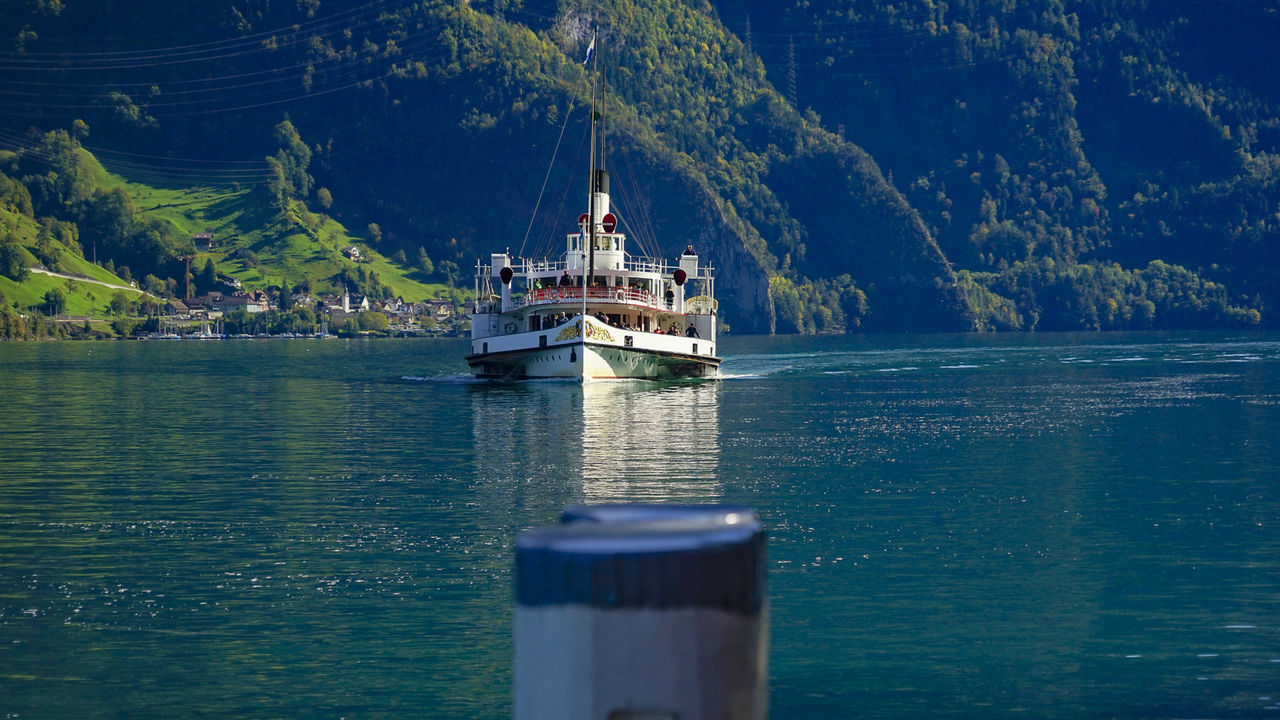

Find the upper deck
[[471, 169, 715, 322], [473, 248, 714, 317]]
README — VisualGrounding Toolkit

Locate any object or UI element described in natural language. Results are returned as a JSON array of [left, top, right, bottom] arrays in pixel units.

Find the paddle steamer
[[467, 174, 720, 380], [466, 33, 720, 381]]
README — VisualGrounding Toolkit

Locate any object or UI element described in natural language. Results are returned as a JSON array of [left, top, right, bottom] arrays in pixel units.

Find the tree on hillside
[[0, 172, 33, 216], [265, 119, 313, 207], [42, 218, 81, 257], [0, 234, 28, 282], [109, 291, 131, 316], [438, 260, 461, 287], [110, 317, 137, 337], [41, 287, 66, 316], [197, 258, 217, 294], [142, 274, 166, 297], [17, 130, 95, 215], [356, 311, 389, 332], [34, 233, 63, 271], [416, 247, 434, 275]]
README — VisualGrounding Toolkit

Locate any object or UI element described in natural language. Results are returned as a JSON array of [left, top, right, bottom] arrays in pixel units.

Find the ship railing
[[620, 257, 716, 279], [521, 286, 663, 308], [523, 258, 569, 274], [621, 257, 673, 275], [478, 257, 713, 277]]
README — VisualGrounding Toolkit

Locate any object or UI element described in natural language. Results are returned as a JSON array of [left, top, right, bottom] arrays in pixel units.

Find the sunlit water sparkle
[[2, 332, 1279, 718]]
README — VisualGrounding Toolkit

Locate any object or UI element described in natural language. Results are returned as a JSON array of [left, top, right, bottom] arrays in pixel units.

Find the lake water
[[1, 332, 1279, 718]]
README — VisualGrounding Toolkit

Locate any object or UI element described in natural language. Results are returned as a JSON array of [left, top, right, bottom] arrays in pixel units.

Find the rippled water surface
[[2, 333, 1279, 718]]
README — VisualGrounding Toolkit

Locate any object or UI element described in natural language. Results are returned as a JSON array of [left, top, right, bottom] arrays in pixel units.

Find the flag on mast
[[583, 35, 595, 65]]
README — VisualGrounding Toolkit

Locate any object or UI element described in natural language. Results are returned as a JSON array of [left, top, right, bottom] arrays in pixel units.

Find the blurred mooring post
[[514, 504, 767, 720]]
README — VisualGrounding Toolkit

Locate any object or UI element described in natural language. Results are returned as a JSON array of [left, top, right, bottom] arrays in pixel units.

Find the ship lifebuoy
[[504, 323, 516, 334], [615, 290, 625, 301]]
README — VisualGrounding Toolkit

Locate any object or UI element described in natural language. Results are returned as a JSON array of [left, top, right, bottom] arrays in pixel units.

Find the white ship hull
[[468, 317, 719, 380]]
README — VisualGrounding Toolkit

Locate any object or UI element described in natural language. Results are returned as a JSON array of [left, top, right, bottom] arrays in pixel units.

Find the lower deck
[[468, 316, 719, 381]]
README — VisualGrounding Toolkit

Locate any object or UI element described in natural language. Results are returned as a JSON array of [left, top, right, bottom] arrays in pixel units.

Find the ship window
[[692, 343, 698, 354], [624, 335, 633, 347], [483, 342, 489, 354], [540, 335, 547, 348]]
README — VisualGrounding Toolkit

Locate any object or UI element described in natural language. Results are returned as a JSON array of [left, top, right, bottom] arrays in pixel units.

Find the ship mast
[[585, 27, 600, 314]]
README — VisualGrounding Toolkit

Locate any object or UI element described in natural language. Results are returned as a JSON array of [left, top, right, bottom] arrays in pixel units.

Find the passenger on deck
[[685, 324, 699, 338], [559, 271, 572, 287]]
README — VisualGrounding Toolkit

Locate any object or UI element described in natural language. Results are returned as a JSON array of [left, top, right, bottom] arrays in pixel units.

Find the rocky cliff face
[[681, 183, 775, 335], [591, 138, 776, 334]]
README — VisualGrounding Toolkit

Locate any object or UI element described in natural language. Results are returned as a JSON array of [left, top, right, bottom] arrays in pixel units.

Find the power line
[[0, 0, 417, 66]]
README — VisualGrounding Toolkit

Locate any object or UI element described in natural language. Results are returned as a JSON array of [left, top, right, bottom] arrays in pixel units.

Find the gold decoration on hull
[[555, 321, 582, 342], [584, 322, 614, 343]]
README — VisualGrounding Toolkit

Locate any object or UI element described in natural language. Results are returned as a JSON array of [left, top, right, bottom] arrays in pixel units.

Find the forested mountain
[[1, 0, 1274, 333]]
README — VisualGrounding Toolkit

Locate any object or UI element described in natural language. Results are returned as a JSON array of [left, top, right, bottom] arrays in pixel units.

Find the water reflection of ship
[[580, 381, 720, 501], [469, 381, 721, 503]]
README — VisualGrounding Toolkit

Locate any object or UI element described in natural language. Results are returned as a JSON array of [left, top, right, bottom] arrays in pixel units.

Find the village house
[[182, 296, 225, 320], [422, 299, 453, 321], [378, 297, 412, 317], [347, 293, 370, 313], [320, 291, 369, 321], [214, 290, 271, 314]]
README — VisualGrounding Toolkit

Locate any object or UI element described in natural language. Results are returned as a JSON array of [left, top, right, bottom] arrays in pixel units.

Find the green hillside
[[117, 175, 446, 302], [0, 202, 146, 320], [715, 0, 1277, 330], [0, 129, 453, 337], [0, 0, 1273, 334]]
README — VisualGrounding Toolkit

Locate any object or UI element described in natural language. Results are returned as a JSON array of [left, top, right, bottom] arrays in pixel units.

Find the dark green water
[[1, 333, 1278, 718]]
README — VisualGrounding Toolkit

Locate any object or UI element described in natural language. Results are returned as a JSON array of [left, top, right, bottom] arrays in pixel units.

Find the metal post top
[[515, 504, 765, 613], [517, 504, 762, 555]]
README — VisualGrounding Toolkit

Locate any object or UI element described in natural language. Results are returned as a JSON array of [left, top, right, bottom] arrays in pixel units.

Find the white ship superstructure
[[467, 168, 720, 380]]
